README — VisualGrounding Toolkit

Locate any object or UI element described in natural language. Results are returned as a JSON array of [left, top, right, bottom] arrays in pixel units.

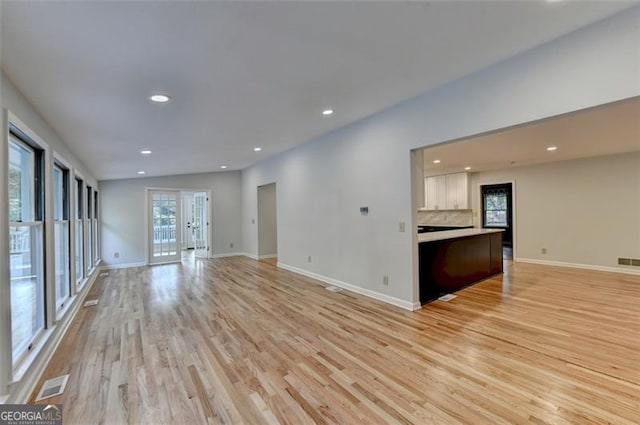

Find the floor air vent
[[438, 294, 457, 302], [35, 374, 69, 401], [326, 286, 343, 293], [83, 299, 99, 307], [99, 271, 109, 277]]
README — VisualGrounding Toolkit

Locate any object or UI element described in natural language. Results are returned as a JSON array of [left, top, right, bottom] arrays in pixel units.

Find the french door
[[193, 192, 209, 258], [148, 190, 181, 264]]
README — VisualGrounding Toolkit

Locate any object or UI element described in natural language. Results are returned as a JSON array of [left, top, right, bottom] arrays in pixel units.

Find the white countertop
[[418, 228, 504, 243]]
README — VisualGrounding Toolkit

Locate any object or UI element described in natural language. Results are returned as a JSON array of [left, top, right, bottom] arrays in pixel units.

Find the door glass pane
[[152, 192, 178, 258], [9, 225, 44, 360]]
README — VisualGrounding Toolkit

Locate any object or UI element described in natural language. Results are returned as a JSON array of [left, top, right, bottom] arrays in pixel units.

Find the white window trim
[[52, 155, 72, 315], [4, 111, 52, 377]]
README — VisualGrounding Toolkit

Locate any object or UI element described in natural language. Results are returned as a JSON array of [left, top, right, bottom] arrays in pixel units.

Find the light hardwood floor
[[31, 255, 639, 424]]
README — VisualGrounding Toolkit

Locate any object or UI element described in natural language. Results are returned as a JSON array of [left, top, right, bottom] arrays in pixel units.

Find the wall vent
[[438, 294, 457, 302], [618, 258, 631, 265], [631, 259, 640, 267], [35, 374, 69, 401], [83, 299, 99, 307]]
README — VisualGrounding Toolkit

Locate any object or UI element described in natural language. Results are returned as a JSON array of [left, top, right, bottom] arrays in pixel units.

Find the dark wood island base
[[419, 229, 503, 304]]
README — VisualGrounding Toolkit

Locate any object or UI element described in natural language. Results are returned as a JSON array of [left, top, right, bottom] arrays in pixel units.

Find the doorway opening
[[257, 183, 278, 262], [481, 183, 514, 260], [147, 189, 210, 265]]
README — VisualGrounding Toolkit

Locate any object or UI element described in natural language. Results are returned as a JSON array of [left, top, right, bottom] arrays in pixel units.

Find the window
[[482, 184, 511, 228], [93, 190, 100, 264], [75, 177, 84, 286], [86, 185, 93, 272], [8, 131, 45, 363], [53, 164, 71, 312]]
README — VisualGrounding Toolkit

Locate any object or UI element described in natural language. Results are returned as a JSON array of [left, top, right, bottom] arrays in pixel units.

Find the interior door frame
[[144, 187, 212, 265], [476, 180, 517, 260]]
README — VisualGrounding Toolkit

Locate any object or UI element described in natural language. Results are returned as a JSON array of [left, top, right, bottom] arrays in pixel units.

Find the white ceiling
[[422, 97, 640, 176], [1, 1, 636, 180]]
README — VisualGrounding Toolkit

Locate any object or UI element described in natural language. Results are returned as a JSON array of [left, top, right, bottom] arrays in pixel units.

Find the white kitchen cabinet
[[424, 175, 447, 210], [424, 173, 468, 210], [445, 173, 468, 209]]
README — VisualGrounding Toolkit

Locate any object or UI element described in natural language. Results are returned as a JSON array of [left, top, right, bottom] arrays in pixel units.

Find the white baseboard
[[243, 252, 259, 260], [276, 262, 419, 311], [6, 267, 101, 403], [258, 254, 278, 260], [210, 252, 244, 259], [516, 258, 640, 276], [100, 261, 147, 270]]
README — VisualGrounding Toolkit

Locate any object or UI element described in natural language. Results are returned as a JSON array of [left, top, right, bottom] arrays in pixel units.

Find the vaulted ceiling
[[1, 1, 635, 180]]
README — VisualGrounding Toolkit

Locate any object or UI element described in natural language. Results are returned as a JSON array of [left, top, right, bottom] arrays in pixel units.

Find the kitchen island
[[419, 228, 504, 304]]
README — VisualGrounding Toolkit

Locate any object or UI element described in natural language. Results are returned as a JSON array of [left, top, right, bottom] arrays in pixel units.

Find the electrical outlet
[[383, 275, 389, 285], [308, 255, 312, 263], [114, 252, 120, 258], [230, 243, 234, 249], [399, 222, 405, 232], [541, 248, 547, 255]]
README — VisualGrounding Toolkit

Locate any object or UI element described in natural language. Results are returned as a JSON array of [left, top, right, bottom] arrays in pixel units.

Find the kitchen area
[[416, 162, 505, 305], [414, 97, 639, 305]]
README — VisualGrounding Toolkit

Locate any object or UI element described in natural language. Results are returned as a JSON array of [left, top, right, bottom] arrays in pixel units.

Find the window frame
[[7, 120, 48, 368], [86, 184, 93, 274], [74, 174, 85, 288], [53, 156, 72, 314], [93, 189, 100, 265]]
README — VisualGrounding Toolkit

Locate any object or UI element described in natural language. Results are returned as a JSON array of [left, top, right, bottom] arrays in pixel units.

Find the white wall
[[100, 171, 243, 266], [241, 8, 640, 308], [470, 152, 640, 271], [258, 183, 277, 258]]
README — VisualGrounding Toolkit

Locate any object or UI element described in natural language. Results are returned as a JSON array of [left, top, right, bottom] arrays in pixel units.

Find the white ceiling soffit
[[1, 1, 635, 180], [423, 97, 640, 176]]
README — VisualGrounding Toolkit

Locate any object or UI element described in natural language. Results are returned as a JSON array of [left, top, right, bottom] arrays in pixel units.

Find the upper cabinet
[[445, 173, 468, 209], [424, 173, 468, 210], [425, 175, 446, 210]]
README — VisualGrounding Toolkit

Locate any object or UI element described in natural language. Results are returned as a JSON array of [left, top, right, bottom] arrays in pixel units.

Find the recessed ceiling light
[[140, 150, 152, 155], [254, 147, 262, 152], [220, 165, 227, 169], [546, 146, 558, 151], [137, 171, 146, 175], [322, 109, 334, 116], [433, 159, 441, 164], [149, 94, 171, 103], [464, 166, 471, 170]]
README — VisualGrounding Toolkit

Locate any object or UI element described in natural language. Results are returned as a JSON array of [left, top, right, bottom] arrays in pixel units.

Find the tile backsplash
[[417, 209, 473, 226]]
